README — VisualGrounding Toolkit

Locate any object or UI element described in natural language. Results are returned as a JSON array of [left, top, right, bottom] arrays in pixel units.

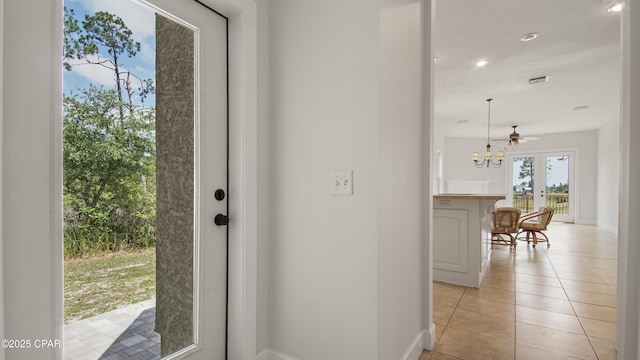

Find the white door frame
[[506, 149, 576, 222], [0, 0, 4, 357], [2, 1, 256, 359], [221, 1, 259, 359]]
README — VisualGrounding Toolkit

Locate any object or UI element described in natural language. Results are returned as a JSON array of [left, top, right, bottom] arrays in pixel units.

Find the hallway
[[422, 223, 617, 359]]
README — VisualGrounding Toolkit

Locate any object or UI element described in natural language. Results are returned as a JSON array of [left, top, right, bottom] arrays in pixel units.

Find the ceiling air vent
[[528, 75, 549, 84]]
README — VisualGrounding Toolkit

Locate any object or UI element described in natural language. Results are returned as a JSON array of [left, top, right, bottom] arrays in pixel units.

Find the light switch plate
[[330, 170, 353, 195]]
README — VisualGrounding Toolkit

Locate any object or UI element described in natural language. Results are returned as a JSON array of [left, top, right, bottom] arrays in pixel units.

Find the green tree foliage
[[547, 182, 569, 194], [518, 157, 535, 191], [516, 156, 569, 195], [63, 7, 156, 256]]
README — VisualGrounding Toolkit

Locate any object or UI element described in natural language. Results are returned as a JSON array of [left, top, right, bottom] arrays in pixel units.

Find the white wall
[[2, 1, 60, 359], [267, 1, 380, 358], [378, 0, 426, 358], [266, 0, 429, 359], [443, 129, 598, 224], [443, 137, 503, 192], [597, 122, 620, 234]]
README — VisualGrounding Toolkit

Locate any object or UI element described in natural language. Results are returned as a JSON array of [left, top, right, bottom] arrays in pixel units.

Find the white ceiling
[[434, 0, 621, 140]]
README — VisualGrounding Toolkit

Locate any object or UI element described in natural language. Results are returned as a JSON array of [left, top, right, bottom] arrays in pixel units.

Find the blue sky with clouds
[[64, 0, 156, 105]]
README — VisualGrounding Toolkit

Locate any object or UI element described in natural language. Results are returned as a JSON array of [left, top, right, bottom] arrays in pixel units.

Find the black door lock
[[215, 189, 226, 201], [214, 214, 229, 226]]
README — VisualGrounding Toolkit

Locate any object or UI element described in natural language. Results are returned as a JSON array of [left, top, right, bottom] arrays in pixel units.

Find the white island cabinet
[[433, 194, 506, 287]]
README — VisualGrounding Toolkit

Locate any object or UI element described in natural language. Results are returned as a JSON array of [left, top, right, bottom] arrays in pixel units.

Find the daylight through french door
[[507, 151, 575, 223]]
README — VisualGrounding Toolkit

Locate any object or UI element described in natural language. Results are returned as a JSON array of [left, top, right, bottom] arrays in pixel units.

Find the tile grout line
[[542, 228, 603, 360], [512, 226, 602, 359], [432, 224, 615, 360], [428, 285, 471, 360]]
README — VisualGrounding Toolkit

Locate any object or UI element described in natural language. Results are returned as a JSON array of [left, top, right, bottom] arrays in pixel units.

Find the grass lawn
[[64, 248, 156, 323]]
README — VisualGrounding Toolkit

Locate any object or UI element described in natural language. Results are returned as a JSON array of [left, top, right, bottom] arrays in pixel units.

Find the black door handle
[[214, 214, 229, 226]]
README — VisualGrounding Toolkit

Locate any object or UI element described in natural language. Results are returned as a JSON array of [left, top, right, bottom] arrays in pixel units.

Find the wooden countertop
[[433, 194, 506, 200]]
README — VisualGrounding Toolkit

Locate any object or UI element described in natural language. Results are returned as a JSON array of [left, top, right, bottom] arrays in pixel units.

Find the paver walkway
[[64, 299, 160, 360]]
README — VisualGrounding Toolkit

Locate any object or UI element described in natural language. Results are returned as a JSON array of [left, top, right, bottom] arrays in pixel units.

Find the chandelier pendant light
[[472, 98, 505, 168]]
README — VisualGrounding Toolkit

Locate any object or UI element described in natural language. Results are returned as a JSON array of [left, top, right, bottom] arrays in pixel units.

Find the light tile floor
[[64, 299, 160, 360], [421, 223, 618, 360]]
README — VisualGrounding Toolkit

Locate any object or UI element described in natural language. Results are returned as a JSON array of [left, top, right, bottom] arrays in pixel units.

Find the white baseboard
[[575, 219, 596, 226], [402, 330, 426, 360], [597, 222, 618, 235], [424, 323, 436, 350], [256, 349, 269, 360], [257, 349, 300, 360], [257, 326, 437, 360]]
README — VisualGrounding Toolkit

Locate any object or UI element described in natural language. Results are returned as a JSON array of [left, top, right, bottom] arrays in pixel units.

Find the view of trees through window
[[512, 155, 570, 214], [63, 4, 156, 257], [63, 0, 157, 326]]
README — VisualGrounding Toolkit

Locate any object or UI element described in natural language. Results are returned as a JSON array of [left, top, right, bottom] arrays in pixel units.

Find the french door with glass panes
[[507, 151, 575, 222]]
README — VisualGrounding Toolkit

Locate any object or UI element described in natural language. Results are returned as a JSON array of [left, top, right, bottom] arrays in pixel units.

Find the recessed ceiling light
[[476, 59, 489, 67], [434, 57, 438, 62], [607, 3, 623, 12], [520, 33, 539, 42]]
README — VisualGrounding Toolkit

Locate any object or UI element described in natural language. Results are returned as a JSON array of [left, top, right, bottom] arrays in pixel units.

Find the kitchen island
[[433, 194, 506, 287]]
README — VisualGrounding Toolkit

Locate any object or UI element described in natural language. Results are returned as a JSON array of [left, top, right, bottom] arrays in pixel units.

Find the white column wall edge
[[617, 1, 640, 359], [0, 0, 5, 356]]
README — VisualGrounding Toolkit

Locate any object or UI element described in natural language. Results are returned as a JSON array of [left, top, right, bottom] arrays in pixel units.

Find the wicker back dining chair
[[491, 207, 521, 249], [516, 206, 554, 248]]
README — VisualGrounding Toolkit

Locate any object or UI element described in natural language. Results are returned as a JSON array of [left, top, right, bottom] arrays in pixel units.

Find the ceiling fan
[[492, 125, 540, 146]]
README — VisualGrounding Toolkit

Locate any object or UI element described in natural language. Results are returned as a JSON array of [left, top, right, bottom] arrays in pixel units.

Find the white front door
[[507, 151, 575, 222], [61, 0, 229, 358], [151, 0, 229, 358]]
